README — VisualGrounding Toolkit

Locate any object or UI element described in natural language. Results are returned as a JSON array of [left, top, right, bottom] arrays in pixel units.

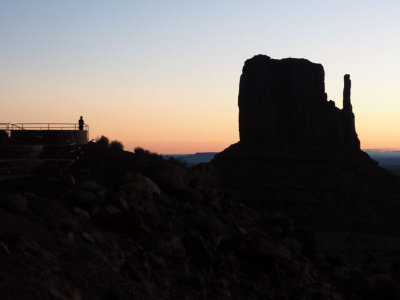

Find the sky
[[1, 1, 399, 153]]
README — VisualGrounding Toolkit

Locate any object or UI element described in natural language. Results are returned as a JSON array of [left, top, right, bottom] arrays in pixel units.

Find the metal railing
[[0, 123, 89, 137], [0, 123, 88, 131], [0, 123, 88, 179]]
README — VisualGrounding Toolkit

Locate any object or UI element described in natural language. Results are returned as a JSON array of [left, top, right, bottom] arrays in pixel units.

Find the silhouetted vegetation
[[134, 147, 162, 159], [133, 147, 151, 155], [96, 135, 110, 147], [96, 136, 124, 151], [133, 147, 185, 166], [110, 140, 124, 151]]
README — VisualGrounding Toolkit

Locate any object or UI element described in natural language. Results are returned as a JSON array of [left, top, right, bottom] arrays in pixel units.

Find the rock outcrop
[[212, 55, 400, 300], [238, 55, 359, 147], [213, 54, 400, 233]]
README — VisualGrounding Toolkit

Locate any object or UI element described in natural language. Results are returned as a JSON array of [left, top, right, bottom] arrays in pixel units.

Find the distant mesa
[[238, 55, 359, 147], [165, 152, 217, 166]]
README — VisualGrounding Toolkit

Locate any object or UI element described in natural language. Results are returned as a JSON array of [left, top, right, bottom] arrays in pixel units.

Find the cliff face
[[238, 55, 359, 147]]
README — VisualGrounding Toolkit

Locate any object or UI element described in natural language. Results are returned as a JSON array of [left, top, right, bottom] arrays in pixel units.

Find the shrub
[[134, 147, 163, 161], [134, 147, 150, 155], [110, 140, 124, 151], [96, 135, 109, 147]]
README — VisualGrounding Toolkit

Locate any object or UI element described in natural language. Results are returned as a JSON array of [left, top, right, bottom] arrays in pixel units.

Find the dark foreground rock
[[0, 143, 371, 300]]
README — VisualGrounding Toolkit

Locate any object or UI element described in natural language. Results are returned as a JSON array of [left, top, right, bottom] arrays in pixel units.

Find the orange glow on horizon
[[1, 2, 400, 155]]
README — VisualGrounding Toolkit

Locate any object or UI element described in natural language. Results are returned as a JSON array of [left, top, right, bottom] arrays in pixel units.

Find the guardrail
[[0, 123, 88, 131], [0, 123, 89, 137]]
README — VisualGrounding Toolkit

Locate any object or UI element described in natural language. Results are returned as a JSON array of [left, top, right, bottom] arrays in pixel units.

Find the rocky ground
[[0, 142, 398, 299], [213, 142, 400, 300]]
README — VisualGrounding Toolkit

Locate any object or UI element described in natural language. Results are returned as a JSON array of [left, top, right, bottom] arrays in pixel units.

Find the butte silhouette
[[238, 55, 359, 147], [213, 55, 400, 234]]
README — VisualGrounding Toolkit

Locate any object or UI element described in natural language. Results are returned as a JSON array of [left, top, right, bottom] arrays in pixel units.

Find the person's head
[[80, 116, 83, 120]]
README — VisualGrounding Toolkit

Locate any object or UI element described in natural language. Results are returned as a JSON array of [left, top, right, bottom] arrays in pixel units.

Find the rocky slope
[[1, 142, 388, 300]]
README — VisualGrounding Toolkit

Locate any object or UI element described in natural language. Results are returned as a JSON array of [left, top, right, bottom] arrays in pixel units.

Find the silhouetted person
[[79, 116, 84, 130]]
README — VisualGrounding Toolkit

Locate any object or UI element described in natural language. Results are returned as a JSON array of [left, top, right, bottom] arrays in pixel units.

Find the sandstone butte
[[213, 54, 400, 233], [237, 55, 359, 147]]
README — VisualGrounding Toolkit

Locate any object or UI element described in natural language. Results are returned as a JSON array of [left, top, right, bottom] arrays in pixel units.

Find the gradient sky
[[1, 1, 399, 153]]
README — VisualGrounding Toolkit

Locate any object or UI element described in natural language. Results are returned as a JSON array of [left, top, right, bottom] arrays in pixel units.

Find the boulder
[[74, 190, 101, 210], [150, 162, 189, 192], [0, 194, 29, 214], [104, 205, 122, 215], [170, 236, 186, 258], [73, 206, 91, 222], [123, 172, 161, 199], [81, 181, 103, 192], [59, 217, 80, 231]]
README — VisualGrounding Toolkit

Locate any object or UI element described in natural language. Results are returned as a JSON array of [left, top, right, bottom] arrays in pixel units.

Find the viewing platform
[[0, 122, 90, 178], [0, 123, 89, 145]]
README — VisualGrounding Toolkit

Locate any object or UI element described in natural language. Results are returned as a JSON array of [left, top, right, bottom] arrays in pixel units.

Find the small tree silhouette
[[110, 140, 124, 151], [96, 135, 109, 147], [134, 147, 150, 155], [134, 147, 163, 160]]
